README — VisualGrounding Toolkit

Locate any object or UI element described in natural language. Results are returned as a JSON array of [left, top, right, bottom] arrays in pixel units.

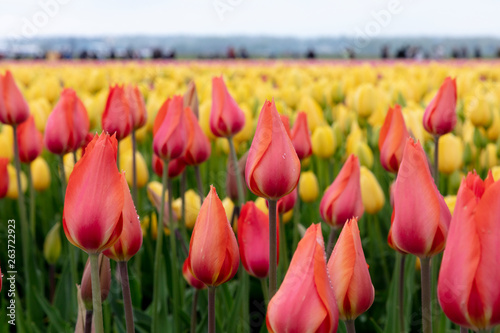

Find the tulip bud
[[266, 224, 338, 333], [443, 195, 457, 215], [183, 81, 199, 118], [182, 258, 205, 290], [43, 223, 62, 264], [233, 104, 254, 143], [102, 85, 132, 141], [6, 164, 27, 199], [30, 157, 51, 191], [183, 190, 201, 229], [222, 197, 236, 225], [210, 76, 245, 137], [379, 105, 409, 173], [423, 77, 457, 136], [125, 85, 147, 130], [153, 96, 188, 161], [480, 143, 497, 169], [276, 188, 297, 214], [360, 166, 385, 214], [0, 158, 9, 199], [328, 218, 374, 320], [311, 125, 336, 159], [298, 171, 319, 203], [356, 141, 374, 169], [354, 83, 376, 118], [188, 186, 239, 287], [467, 95, 493, 128], [17, 115, 43, 163], [183, 107, 211, 166], [120, 151, 149, 188], [0, 70, 30, 126], [80, 254, 111, 310], [438, 133, 463, 174], [291, 112, 313, 160]]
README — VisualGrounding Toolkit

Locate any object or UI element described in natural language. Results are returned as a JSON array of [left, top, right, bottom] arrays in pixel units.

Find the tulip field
[[1, 60, 500, 333]]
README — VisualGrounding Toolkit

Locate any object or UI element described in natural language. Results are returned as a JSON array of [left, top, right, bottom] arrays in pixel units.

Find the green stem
[[73, 150, 78, 165], [326, 227, 337, 260], [167, 176, 181, 333], [279, 213, 289, 274], [372, 216, 390, 284], [420, 257, 432, 333], [27, 164, 36, 237], [117, 261, 135, 333], [345, 320, 356, 333], [268, 199, 278, 298], [131, 129, 138, 207], [227, 137, 245, 207], [194, 165, 204, 206], [89, 253, 104, 333], [179, 171, 188, 240], [399, 255, 406, 333], [151, 160, 168, 333], [292, 182, 301, 251], [434, 135, 439, 186], [190, 290, 199, 333], [84, 309, 93, 333], [208, 287, 216, 333], [260, 278, 269, 304], [59, 154, 67, 194]]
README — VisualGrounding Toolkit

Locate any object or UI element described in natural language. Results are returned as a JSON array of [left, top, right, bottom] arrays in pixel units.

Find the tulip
[[17, 115, 43, 163], [6, 164, 27, 199], [467, 95, 493, 128], [353, 83, 376, 118], [0, 70, 30, 126], [277, 187, 297, 214], [125, 85, 147, 130], [172, 189, 201, 229], [120, 151, 149, 188], [438, 172, 500, 331], [102, 85, 132, 141], [0, 157, 8, 198], [266, 223, 338, 333], [183, 81, 199, 118], [45, 88, 90, 155], [80, 254, 111, 310], [360, 166, 385, 214], [291, 111, 312, 160], [182, 258, 205, 290], [320, 154, 364, 229], [298, 171, 319, 203], [355, 141, 374, 169], [183, 106, 211, 166], [443, 195, 457, 215], [312, 125, 336, 159], [210, 76, 245, 138], [438, 133, 463, 174], [378, 104, 409, 173], [328, 218, 375, 325], [423, 77, 457, 136], [280, 114, 292, 137], [43, 222, 62, 265], [30, 157, 51, 191]]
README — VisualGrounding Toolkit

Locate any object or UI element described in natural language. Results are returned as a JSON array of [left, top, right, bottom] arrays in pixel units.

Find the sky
[[1, 0, 499, 39]]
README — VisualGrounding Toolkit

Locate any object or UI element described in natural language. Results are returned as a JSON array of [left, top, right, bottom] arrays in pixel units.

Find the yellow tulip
[[43, 223, 62, 264], [467, 95, 493, 128], [62, 153, 75, 182], [296, 95, 325, 132], [444, 195, 457, 216], [491, 166, 500, 181], [255, 197, 268, 214], [282, 210, 293, 224], [222, 197, 235, 225], [487, 108, 500, 141], [360, 166, 385, 214], [298, 171, 319, 203], [135, 126, 149, 143], [31, 157, 51, 191], [356, 142, 374, 169], [119, 151, 149, 188], [438, 134, 463, 174], [311, 125, 335, 158], [199, 101, 216, 140], [353, 83, 376, 118], [172, 190, 201, 229], [345, 123, 364, 157], [7, 164, 28, 199], [147, 181, 169, 204], [142, 213, 170, 240], [0, 125, 14, 161], [234, 104, 254, 143], [480, 143, 497, 169]]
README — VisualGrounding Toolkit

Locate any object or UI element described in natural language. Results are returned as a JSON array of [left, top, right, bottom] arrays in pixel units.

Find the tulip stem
[[398, 254, 406, 333], [12, 125, 33, 320], [260, 278, 269, 304], [208, 287, 216, 333], [292, 182, 301, 251], [345, 320, 356, 333], [459, 327, 468, 333], [420, 257, 432, 333], [190, 290, 199, 333], [228, 137, 245, 207], [179, 171, 188, 240], [131, 129, 138, 207], [194, 165, 204, 206], [89, 253, 104, 333], [59, 154, 67, 194], [268, 199, 278, 298], [326, 227, 337, 260], [117, 261, 135, 333], [433, 135, 439, 185], [167, 176, 181, 333], [27, 164, 36, 237], [49, 264, 55, 303], [84, 309, 93, 333]]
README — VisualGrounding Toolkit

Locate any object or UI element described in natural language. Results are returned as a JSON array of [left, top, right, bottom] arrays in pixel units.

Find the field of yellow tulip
[[1, 60, 500, 333]]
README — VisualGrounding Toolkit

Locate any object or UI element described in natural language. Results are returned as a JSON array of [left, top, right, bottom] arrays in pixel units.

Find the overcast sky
[[0, 0, 499, 39]]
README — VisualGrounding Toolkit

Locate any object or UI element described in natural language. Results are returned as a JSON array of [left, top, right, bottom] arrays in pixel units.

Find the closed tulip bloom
[[423, 77, 457, 136], [210, 76, 245, 137], [291, 112, 313, 160], [312, 125, 336, 159], [245, 100, 300, 200], [153, 98, 169, 136], [45, 88, 89, 154], [63, 133, 124, 254], [0, 70, 30, 126], [153, 95, 188, 161], [277, 188, 297, 214], [30, 157, 51, 191], [43, 222, 62, 265], [266, 223, 338, 333], [0, 157, 8, 198], [17, 115, 43, 163], [188, 186, 239, 287], [391, 138, 451, 257], [102, 85, 132, 141], [183, 81, 199, 118], [320, 155, 364, 229], [125, 85, 147, 130], [183, 107, 211, 166], [378, 105, 409, 173], [299, 171, 319, 203], [182, 258, 205, 290], [152, 154, 186, 179], [438, 133, 463, 174], [103, 175, 142, 262], [360, 166, 385, 214], [328, 218, 375, 320], [80, 253, 111, 310]]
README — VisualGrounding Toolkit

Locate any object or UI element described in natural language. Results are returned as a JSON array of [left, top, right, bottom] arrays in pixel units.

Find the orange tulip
[[188, 185, 239, 287], [63, 133, 124, 254], [210, 76, 245, 137], [153, 98, 169, 136], [320, 155, 364, 229], [182, 258, 206, 290], [102, 85, 132, 141], [266, 223, 338, 333], [438, 171, 500, 331], [291, 111, 313, 160], [103, 175, 142, 262], [0, 70, 30, 126], [17, 115, 43, 163], [0, 158, 8, 198], [245, 100, 300, 200], [391, 138, 451, 257], [80, 253, 111, 309], [378, 105, 409, 173], [183, 107, 211, 166], [125, 85, 147, 130], [423, 77, 457, 136], [328, 218, 374, 320]]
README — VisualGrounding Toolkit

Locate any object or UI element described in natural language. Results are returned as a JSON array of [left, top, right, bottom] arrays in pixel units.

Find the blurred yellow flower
[[360, 166, 385, 214], [31, 157, 52, 191], [438, 134, 463, 174], [311, 126, 335, 159], [298, 171, 319, 203], [7, 164, 28, 199]]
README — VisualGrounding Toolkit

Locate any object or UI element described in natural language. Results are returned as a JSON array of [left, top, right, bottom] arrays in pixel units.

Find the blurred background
[[1, 0, 500, 60]]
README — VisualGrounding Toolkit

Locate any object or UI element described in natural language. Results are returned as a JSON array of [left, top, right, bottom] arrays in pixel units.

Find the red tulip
[[210, 76, 245, 137], [438, 171, 500, 331], [320, 154, 364, 229], [245, 100, 300, 200], [153, 95, 187, 161], [183, 107, 211, 166], [182, 258, 206, 290], [378, 105, 409, 173], [391, 138, 451, 257], [291, 111, 312, 160], [237, 202, 279, 278], [188, 185, 239, 287], [80, 253, 111, 309], [152, 154, 186, 179], [63, 133, 124, 254], [423, 77, 457, 136], [0, 158, 8, 199], [276, 187, 297, 214], [102, 85, 132, 141], [0, 70, 30, 126], [17, 115, 43, 163], [125, 85, 147, 130], [103, 175, 142, 262], [45, 88, 90, 155], [328, 218, 374, 320], [266, 223, 338, 333], [153, 98, 169, 136]]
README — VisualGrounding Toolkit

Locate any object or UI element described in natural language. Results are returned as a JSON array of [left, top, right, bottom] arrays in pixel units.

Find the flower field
[[0, 60, 500, 333]]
